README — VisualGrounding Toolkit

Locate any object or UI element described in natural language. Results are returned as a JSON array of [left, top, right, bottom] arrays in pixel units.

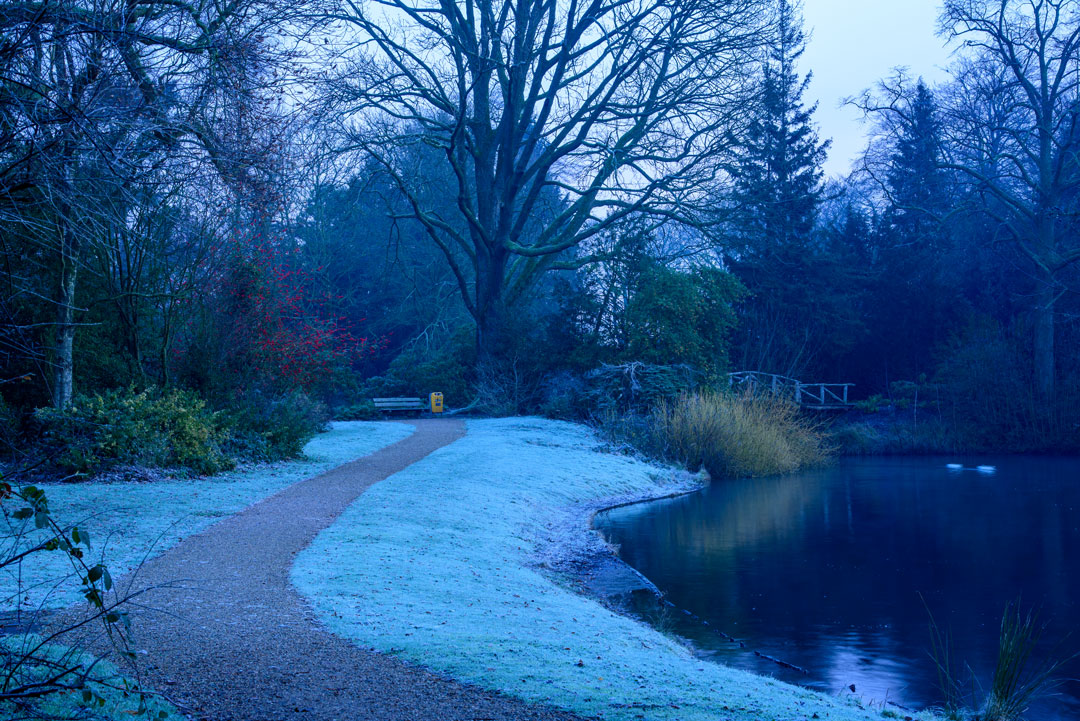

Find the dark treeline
[[2, 0, 1079, 468]]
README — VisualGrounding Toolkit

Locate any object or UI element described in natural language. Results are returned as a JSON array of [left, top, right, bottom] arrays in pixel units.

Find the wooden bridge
[[728, 371, 854, 410]]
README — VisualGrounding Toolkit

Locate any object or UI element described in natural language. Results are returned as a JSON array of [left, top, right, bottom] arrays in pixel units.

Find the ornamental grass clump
[[652, 390, 828, 479], [982, 604, 1073, 721]]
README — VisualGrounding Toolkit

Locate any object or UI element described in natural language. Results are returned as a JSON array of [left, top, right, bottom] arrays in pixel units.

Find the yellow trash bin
[[430, 392, 444, 414]]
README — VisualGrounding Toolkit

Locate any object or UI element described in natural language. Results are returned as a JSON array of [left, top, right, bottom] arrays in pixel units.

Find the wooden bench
[[372, 397, 427, 416]]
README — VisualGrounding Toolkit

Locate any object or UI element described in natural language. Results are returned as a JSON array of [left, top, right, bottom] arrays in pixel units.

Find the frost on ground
[[292, 418, 902, 721], [2, 421, 414, 611]]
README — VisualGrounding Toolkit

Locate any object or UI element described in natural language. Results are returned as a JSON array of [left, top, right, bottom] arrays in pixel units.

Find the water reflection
[[596, 456, 1080, 719]]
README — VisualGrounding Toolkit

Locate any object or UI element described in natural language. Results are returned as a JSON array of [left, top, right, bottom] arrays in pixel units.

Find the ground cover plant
[[292, 418, 919, 721]]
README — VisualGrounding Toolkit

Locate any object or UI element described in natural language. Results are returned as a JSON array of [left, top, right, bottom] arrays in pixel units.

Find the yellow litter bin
[[430, 392, 444, 414]]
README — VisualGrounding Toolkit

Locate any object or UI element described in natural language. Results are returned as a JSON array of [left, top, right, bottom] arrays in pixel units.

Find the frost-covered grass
[[292, 418, 912, 721], [3, 421, 414, 610]]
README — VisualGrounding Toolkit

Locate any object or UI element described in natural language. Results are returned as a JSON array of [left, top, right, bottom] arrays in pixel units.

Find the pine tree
[[727, 0, 833, 377], [883, 81, 948, 246], [853, 80, 969, 390]]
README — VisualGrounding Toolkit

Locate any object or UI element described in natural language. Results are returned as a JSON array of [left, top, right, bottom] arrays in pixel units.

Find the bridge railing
[[794, 382, 853, 408], [728, 371, 853, 409]]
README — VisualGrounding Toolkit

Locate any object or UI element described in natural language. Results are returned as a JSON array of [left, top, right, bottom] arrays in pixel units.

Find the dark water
[[595, 457, 1080, 719]]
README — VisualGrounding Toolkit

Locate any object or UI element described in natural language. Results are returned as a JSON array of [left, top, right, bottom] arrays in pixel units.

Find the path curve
[[84, 419, 584, 721]]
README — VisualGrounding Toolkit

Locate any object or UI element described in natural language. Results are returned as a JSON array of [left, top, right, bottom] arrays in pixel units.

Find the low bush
[[583, 362, 698, 416], [33, 387, 233, 476], [335, 400, 381, 421], [225, 389, 330, 461], [650, 390, 829, 479], [830, 416, 957, 455], [362, 329, 476, 408], [933, 320, 1080, 451], [537, 372, 589, 420]]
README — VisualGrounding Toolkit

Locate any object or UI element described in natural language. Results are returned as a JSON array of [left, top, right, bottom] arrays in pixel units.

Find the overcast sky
[[801, 0, 954, 177]]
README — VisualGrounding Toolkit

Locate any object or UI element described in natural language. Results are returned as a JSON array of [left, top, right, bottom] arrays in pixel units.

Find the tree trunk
[[1033, 271, 1055, 402], [52, 245, 78, 408], [475, 246, 509, 363]]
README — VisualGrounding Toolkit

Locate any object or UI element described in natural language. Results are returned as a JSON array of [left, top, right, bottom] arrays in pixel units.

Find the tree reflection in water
[[596, 456, 1080, 720]]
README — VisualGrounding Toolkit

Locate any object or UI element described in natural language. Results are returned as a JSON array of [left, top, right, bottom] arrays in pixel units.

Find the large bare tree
[[326, 0, 768, 359], [937, 0, 1080, 399]]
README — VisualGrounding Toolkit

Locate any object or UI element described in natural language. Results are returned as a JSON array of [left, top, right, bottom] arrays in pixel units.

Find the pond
[[595, 456, 1080, 720]]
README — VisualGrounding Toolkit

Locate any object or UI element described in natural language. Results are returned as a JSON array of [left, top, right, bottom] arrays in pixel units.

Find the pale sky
[[801, 0, 954, 177]]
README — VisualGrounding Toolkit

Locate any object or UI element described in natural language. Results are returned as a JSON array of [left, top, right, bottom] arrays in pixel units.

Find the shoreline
[[293, 417, 904, 721], [571, 457, 921, 716]]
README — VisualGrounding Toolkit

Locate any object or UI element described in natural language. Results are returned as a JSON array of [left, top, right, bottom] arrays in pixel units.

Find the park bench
[[372, 397, 428, 416]]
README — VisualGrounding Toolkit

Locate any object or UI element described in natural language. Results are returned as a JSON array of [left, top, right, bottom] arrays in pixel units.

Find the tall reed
[[982, 604, 1072, 721], [651, 390, 829, 479]]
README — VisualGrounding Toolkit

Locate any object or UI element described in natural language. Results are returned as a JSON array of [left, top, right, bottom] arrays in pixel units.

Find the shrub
[[583, 362, 698, 416], [33, 387, 232, 476], [651, 390, 829, 479], [335, 400, 381, 421], [933, 319, 1080, 451], [226, 389, 330, 461], [854, 394, 886, 413], [537, 372, 588, 420], [362, 332, 475, 409]]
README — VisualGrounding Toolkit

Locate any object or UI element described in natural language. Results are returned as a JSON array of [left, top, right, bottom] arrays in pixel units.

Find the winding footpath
[[86, 419, 584, 721]]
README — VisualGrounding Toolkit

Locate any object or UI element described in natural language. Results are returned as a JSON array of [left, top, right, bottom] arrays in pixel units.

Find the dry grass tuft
[[651, 390, 829, 479]]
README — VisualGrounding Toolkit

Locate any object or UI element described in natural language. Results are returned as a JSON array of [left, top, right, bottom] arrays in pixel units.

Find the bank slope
[[292, 417, 904, 721]]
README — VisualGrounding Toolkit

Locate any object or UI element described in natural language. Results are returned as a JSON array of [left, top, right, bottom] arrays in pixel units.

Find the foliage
[[623, 267, 745, 377], [933, 320, 1080, 451], [582, 363, 699, 417], [854, 395, 886, 413], [0, 472, 171, 719], [361, 329, 476, 409], [650, 390, 829, 479], [828, 417, 956, 456], [225, 389, 331, 462], [0, 396, 18, 452], [335, 400, 381, 421], [33, 387, 233, 476], [537, 372, 589, 420], [925, 599, 1074, 721], [207, 231, 380, 396]]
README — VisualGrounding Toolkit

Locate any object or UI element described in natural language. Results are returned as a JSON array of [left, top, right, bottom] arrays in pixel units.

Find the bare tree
[[869, 0, 1080, 400], [324, 0, 768, 360], [0, 0, 315, 406]]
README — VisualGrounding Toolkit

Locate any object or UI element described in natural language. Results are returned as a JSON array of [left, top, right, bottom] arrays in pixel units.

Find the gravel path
[[81, 419, 586, 721]]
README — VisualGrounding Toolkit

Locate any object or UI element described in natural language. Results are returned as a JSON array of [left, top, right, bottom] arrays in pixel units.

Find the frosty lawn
[[292, 418, 909, 721], [2, 421, 414, 611]]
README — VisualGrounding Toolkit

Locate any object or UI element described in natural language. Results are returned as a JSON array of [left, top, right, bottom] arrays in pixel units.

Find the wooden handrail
[[728, 372, 854, 408]]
